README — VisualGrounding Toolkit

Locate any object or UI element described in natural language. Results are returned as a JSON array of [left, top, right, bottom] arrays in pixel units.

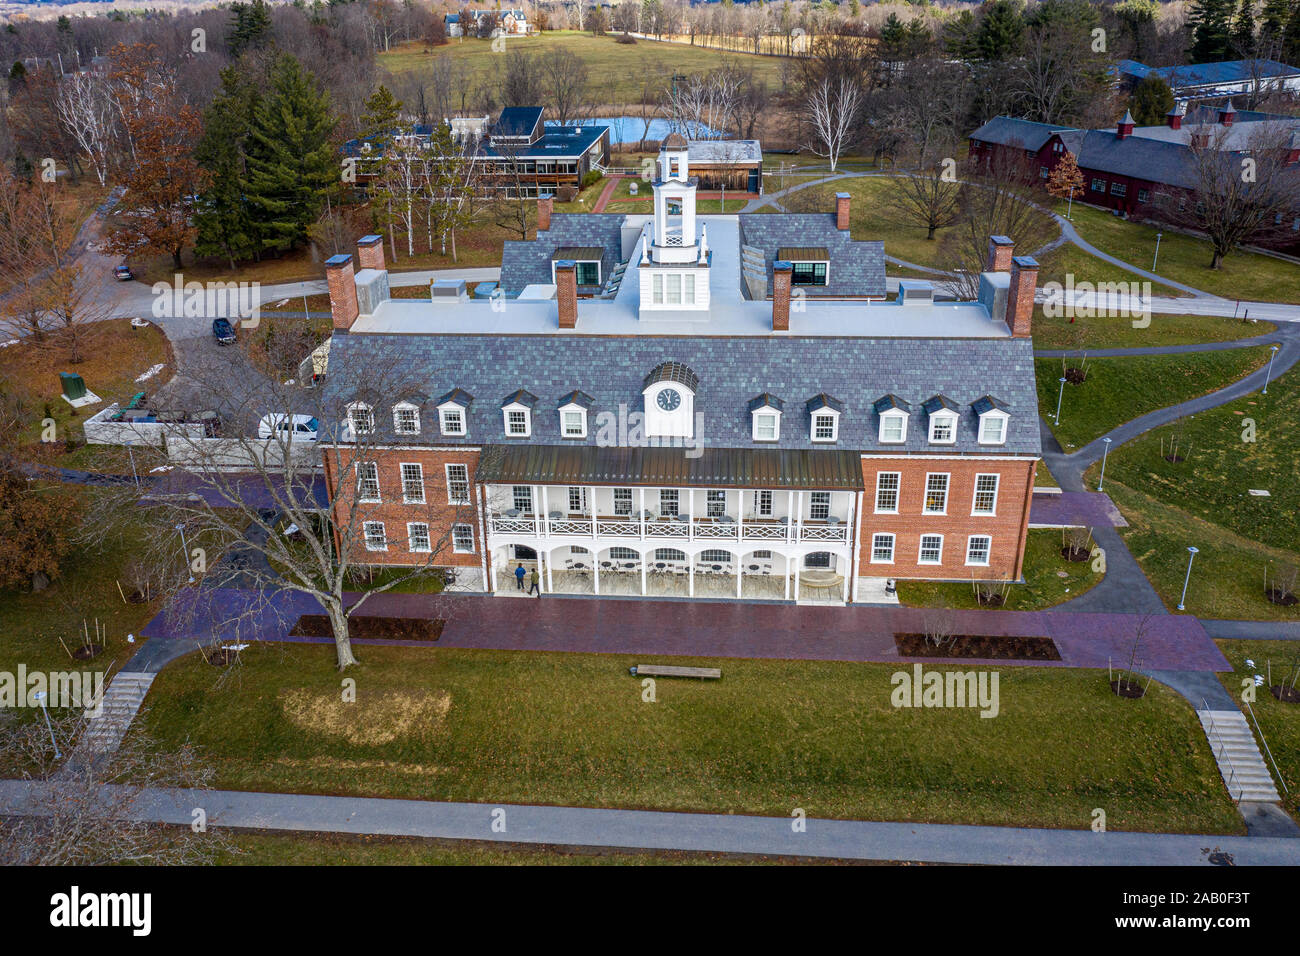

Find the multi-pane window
[[445, 464, 469, 504], [930, 415, 955, 443], [813, 414, 837, 441], [701, 549, 731, 563], [754, 490, 773, 516], [613, 488, 633, 516], [924, 474, 949, 514], [357, 461, 380, 502], [652, 274, 663, 304], [979, 415, 1006, 444], [575, 261, 599, 285], [562, 410, 585, 437], [707, 490, 726, 517], [400, 463, 424, 504], [350, 405, 374, 436], [973, 474, 999, 515], [919, 534, 944, 564], [512, 485, 533, 513], [610, 546, 638, 561], [452, 524, 475, 553], [875, 472, 900, 513], [394, 406, 420, 435], [363, 521, 387, 551], [440, 408, 465, 435], [659, 488, 679, 516], [754, 412, 778, 441], [408, 523, 431, 553], [753, 550, 772, 558], [872, 533, 895, 563], [809, 491, 830, 520], [666, 273, 682, 305], [967, 535, 992, 566], [506, 409, 529, 436], [1091, 178, 1105, 192], [1110, 182, 1127, 197], [568, 486, 586, 513], [655, 548, 686, 561], [791, 261, 827, 285]]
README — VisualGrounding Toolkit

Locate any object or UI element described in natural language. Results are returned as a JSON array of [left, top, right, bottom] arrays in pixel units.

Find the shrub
[[580, 169, 604, 190]]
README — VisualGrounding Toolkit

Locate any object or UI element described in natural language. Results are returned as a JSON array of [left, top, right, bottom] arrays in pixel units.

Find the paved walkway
[[0, 780, 1291, 864], [141, 588, 1231, 672], [1028, 491, 1126, 528]]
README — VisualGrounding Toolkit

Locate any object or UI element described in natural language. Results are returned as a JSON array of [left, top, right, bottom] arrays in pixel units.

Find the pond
[[574, 116, 720, 144]]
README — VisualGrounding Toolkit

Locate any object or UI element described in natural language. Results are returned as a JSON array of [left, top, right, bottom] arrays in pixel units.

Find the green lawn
[[1059, 202, 1300, 303], [135, 644, 1242, 834], [1035, 239, 1187, 298], [1216, 640, 1300, 819], [896, 530, 1101, 611], [1032, 309, 1273, 350], [1036, 347, 1271, 450]]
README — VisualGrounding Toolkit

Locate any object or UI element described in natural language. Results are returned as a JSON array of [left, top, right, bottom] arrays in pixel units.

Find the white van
[[258, 414, 319, 442]]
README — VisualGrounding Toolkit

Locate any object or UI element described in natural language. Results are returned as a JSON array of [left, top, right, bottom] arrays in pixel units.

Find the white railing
[[801, 525, 848, 542], [489, 514, 848, 545], [490, 517, 537, 535], [548, 519, 593, 536], [596, 519, 641, 537], [694, 523, 738, 539], [742, 523, 787, 541]]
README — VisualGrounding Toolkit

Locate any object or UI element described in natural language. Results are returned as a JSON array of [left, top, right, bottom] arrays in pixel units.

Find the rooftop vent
[[431, 278, 468, 303], [897, 280, 934, 305]]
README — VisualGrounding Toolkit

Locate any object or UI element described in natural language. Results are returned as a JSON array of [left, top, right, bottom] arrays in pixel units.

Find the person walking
[[514, 563, 526, 591], [528, 567, 541, 597]]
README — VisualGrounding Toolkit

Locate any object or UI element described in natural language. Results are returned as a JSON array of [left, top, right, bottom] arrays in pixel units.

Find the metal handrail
[[1245, 699, 1289, 794]]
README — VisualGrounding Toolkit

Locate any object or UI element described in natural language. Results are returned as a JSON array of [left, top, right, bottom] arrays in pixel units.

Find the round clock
[[656, 388, 682, 412]]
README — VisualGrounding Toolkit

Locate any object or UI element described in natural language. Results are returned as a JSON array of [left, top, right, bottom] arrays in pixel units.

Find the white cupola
[[639, 132, 711, 312]]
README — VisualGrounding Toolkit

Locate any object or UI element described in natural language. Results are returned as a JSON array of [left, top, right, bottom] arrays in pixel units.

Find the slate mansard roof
[[324, 333, 1041, 456], [737, 214, 886, 298], [500, 214, 626, 292]]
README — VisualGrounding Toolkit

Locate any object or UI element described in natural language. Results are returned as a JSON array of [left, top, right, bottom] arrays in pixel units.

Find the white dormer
[[643, 362, 696, 438], [500, 390, 536, 438], [437, 389, 472, 436], [973, 396, 1010, 445], [346, 401, 374, 439], [748, 394, 783, 442], [807, 394, 842, 443], [878, 409, 907, 444], [923, 395, 959, 445], [392, 401, 421, 435]]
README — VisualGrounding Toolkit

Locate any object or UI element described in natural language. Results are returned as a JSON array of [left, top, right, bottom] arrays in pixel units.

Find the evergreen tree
[[229, 0, 272, 58], [1188, 0, 1236, 62], [244, 55, 338, 255], [360, 85, 403, 152], [1129, 74, 1176, 124], [974, 0, 1024, 62], [194, 67, 260, 268], [1260, 0, 1289, 51], [1282, 3, 1300, 62], [1231, 0, 1258, 56], [880, 13, 907, 60]]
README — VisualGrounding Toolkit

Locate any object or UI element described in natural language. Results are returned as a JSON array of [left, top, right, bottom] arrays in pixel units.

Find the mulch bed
[[1060, 545, 1090, 562], [1110, 677, 1146, 698], [895, 633, 1061, 661], [290, 615, 445, 641], [1163, 454, 1186, 463], [976, 592, 1006, 607], [204, 648, 240, 666], [1265, 588, 1299, 607], [1063, 368, 1087, 384], [1270, 684, 1300, 704], [72, 643, 103, 660]]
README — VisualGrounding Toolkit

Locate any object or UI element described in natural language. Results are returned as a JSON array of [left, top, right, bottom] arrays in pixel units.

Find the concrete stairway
[[82, 671, 155, 755], [1197, 710, 1281, 803]]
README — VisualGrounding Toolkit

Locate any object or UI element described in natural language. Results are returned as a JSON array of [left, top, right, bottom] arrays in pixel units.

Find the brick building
[[317, 138, 1042, 604]]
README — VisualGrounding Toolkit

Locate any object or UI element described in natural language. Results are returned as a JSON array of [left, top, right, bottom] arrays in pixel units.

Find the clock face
[[656, 389, 682, 412]]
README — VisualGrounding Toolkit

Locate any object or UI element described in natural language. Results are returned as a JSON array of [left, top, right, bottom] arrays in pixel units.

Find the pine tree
[[1282, 3, 1300, 62], [1231, 0, 1258, 56], [1260, 0, 1289, 53], [1129, 74, 1176, 124], [360, 85, 403, 152], [1188, 0, 1235, 62], [228, 0, 272, 58], [194, 67, 260, 268], [974, 0, 1024, 61], [244, 55, 339, 255]]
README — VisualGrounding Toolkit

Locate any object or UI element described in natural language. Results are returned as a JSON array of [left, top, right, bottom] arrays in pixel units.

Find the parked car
[[212, 317, 236, 345], [258, 414, 319, 442], [113, 264, 134, 281]]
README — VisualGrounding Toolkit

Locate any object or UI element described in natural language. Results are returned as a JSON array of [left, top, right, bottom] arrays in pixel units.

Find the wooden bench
[[629, 664, 721, 679]]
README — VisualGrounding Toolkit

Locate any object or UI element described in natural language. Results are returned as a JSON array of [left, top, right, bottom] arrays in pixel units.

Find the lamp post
[[1054, 376, 1067, 426], [1152, 232, 1163, 272], [1262, 344, 1280, 394], [1067, 184, 1075, 220], [176, 523, 195, 584], [1098, 436, 1113, 491], [1177, 546, 1199, 611], [32, 691, 60, 759]]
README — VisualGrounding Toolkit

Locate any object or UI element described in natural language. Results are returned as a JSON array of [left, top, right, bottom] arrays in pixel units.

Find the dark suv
[[212, 318, 237, 345]]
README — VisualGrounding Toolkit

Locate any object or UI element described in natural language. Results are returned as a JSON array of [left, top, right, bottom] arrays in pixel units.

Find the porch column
[[639, 487, 646, 539], [486, 546, 496, 594], [794, 559, 801, 603], [538, 552, 546, 593], [688, 488, 695, 542], [541, 485, 549, 535], [783, 553, 791, 600], [737, 491, 744, 542], [735, 558, 742, 598], [795, 490, 804, 544], [545, 548, 553, 592], [593, 557, 600, 595], [689, 561, 695, 597], [851, 490, 864, 604], [532, 484, 542, 536], [786, 491, 794, 543], [640, 553, 647, 595]]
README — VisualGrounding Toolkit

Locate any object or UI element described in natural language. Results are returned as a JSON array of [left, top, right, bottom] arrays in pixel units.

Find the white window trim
[[918, 534, 944, 565], [407, 522, 432, 553], [967, 535, 993, 564], [751, 409, 781, 442], [978, 410, 1009, 446], [972, 473, 1000, 517], [559, 403, 588, 438], [928, 411, 958, 445], [552, 259, 602, 286], [438, 402, 467, 437], [878, 410, 907, 444], [357, 461, 381, 503], [400, 462, 425, 504], [444, 463, 470, 505], [452, 523, 475, 554], [346, 402, 374, 439], [874, 471, 901, 514], [810, 408, 840, 443], [502, 402, 532, 438], [392, 402, 421, 436], [363, 520, 387, 551], [870, 532, 895, 564], [923, 472, 949, 516]]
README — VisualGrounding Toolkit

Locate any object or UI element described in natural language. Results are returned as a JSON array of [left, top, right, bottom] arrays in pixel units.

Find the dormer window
[[873, 395, 910, 444], [972, 396, 1010, 445], [806, 394, 843, 443], [393, 402, 420, 436], [922, 395, 959, 445], [347, 402, 374, 437], [501, 390, 537, 437], [643, 362, 698, 438], [440, 407, 465, 436], [748, 393, 784, 442], [437, 388, 473, 437], [557, 390, 593, 439]]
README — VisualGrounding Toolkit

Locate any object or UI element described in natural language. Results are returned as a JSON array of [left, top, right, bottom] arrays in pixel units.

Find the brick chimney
[[986, 235, 1015, 272], [1166, 106, 1183, 130], [835, 192, 851, 231], [357, 234, 385, 271], [325, 254, 359, 331], [1117, 109, 1135, 139], [537, 194, 553, 233], [1219, 99, 1236, 126], [772, 260, 792, 331], [1007, 255, 1038, 338], [555, 260, 577, 329]]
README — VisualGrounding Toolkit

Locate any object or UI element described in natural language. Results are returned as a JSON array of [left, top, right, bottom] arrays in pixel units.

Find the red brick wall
[[857, 456, 1037, 581], [324, 447, 484, 570]]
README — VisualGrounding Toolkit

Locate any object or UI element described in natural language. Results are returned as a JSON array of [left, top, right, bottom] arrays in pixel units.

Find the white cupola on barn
[[639, 132, 711, 312]]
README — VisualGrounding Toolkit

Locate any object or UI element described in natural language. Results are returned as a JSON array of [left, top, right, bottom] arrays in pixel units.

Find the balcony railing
[[488, 514, 848, 544]]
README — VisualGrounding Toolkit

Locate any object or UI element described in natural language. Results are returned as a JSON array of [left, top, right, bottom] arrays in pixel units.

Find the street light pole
[[125, 440, 139, 492], [1177, 546, 1199, 611], [33, 691, 60, 759], [1067, 185, 1074, 220], [1262, 344, 1280, 394], [1152, 232, 1162, 272], [1055, 376, 1067, 426], [1098, 436, 1113, 491], [176, 523, 195, 584]]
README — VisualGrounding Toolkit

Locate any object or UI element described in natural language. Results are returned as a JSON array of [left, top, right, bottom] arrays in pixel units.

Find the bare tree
[[805, 75, 862, 172], [539, 47, 589, 126], [55, 69, 116, 186], [886, 134, 963, 240], [665, 67, 743, 140]]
